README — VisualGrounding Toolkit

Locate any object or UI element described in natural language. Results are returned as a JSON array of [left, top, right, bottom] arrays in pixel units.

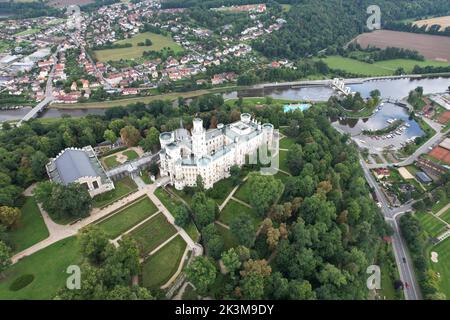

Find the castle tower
[[192, 118, 207, 159]]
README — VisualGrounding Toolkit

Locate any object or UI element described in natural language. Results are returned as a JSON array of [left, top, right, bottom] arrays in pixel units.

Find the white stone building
[[46, 146, 115, 197], [159, 113, 274, 190]]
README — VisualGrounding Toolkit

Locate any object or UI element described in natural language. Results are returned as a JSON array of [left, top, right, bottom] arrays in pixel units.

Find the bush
[[9, 274, 34, 291]]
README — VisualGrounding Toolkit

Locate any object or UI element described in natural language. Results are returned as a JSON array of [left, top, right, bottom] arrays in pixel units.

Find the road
[[360, 157, 421, 300], [17, 46, 60, 125]]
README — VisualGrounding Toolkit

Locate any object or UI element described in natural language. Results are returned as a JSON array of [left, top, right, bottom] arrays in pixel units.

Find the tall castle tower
[[191, 118, 207, 159]]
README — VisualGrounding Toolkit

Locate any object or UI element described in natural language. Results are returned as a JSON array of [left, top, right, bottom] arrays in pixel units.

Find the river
[[1, 76, 449, 122]]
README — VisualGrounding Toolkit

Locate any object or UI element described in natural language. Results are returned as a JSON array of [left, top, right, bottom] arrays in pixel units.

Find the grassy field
[[139, 170, 153, 184], [0, 237, 82, 299], [141, 235, 187, 289], [215, 223, 238, 250], [94, 32, 183, 62], [123, 149, 139, 161], [320, 56, 450, 76], [0, 40, 9, 53], [208, 177, 237, 205], [234, 180, 252, 204], [415, 211, 448, 238], [93, 176, 137, 208], [14, 28, 40, 36], [430, 238, 450, 298], [97, 197, 158, 238], [128, 213, 177, 256], [278, 150, 289, 172], [102, 155, 120, 169], [8, 197, 49, 253], [279, 137, 296, 150], [219, 199, 260, 228], [441, 209, 450, 224]]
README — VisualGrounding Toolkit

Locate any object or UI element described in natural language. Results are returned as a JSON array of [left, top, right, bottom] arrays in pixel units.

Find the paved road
[[17, 47, 60, 125], [360, 157, 421, 300]]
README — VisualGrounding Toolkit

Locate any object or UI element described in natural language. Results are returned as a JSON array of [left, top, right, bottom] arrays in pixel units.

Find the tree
[[106, 285, 154, 300], [120, 125, 141, 147], [247, 173, 283, 216], [288, 280, 316, 300], [34, 182, 92, 222], [0, 241, 11, 276], [221, 248, 241, 276], [30, 151, 48, 179], [229, 165, 241, 186], [195, 175, 205, 192], [0, 206, 21, 229], [173, 205, 190, 227], [139, 127, 160, 152], [240, 273, 265, 299], [202, 223, 224, 260], [103, 129, 118, 144], [191, 192, 216, 229], [230, 214, 256, 248], [185, 256, 217, 294], [79, 225, 111, 265]]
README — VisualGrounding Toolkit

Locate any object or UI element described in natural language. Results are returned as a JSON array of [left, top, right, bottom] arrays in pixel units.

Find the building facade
[[46, 146, 115, 197], [159, 113, 274, 190]]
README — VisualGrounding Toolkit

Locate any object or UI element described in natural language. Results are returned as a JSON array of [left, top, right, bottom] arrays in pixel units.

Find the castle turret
[[192, 118, 207, 159]]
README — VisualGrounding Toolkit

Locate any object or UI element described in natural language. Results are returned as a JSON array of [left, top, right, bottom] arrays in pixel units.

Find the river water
[[1, 76, 449, 122]]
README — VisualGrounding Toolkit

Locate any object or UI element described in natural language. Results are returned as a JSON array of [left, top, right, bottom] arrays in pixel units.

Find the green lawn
[[278, 150, 289, 173], [279, 137, 296, 150], [141, 235, 187, 289], [234, 180, 252, 204], [102, 155, 120, 169], [320, 56, 450, 76], [139, 170, 153, 184], [128, 213, 177, 256], [430, 238, 450, 298], [215, 223, 238, 250], [94, 32, 183, 62], [0, 237, 82, 299], [219, 199, 261, 228], [123, 150, 139, 161], [93, 176, 138, 208], [8, 197, 49, 253], [97, 197, 158, 238], [415, 211, 448, 238], [184, 222, 200, 242], [14, 28, 40, 36], [0, 40, 9, 53], [440, 209, 450, 224], [432, 198, 450, 214], [207, 177, 237, 205]]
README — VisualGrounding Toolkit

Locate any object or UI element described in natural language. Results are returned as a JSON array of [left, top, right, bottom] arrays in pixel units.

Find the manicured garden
[[430, 238, 450, 298], [96, 196, 158, 238], [415, 211, 448, 238], [128, 213, 177, 256], [141, 235, 187, 289], [219, 199, 261, 228], [0, 237, 82, 299], [92, 176, 138, 208], [102, 155, 120, 169], [279, 137, 296, 150], [8, 197, 49, 253]]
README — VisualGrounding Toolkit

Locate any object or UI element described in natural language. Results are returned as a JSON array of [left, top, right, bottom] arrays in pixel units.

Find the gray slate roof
[[54, 149, 99, 185]]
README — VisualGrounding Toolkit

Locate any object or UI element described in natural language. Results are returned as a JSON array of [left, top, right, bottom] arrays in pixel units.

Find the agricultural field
[[141, 235, 187, 289], [92, 176, 137, 208], [414, 15, 450, 31], [430, 238, 450, 298], [14, 28, 40, 36], [7, 197, 49, 253], [93, 32, 183, 62], [354, 30, 450, 63], [321, 56, 450, 76], [128, 213, 177, 256], [96, 196, 158, 238], [47, 0, 95, 8]]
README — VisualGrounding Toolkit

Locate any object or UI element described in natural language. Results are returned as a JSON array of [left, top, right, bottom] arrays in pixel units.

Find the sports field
[[93, 32, 183, 62]]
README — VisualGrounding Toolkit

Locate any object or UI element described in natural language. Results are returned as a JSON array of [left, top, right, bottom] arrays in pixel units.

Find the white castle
[[159, 113, 274, 190]]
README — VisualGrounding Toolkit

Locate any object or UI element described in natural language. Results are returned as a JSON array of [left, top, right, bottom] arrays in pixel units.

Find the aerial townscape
[[0, 0, 449, 305]]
